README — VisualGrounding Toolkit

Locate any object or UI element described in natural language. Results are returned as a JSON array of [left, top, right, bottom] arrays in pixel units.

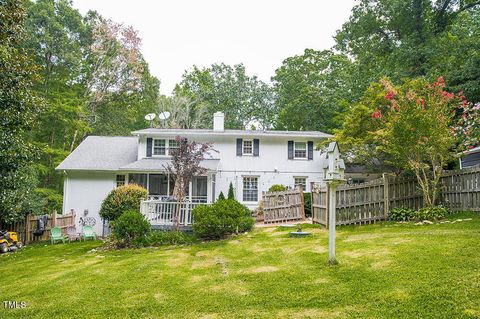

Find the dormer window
[[294, 142, 307, 159], [243, 139, 253, 155]]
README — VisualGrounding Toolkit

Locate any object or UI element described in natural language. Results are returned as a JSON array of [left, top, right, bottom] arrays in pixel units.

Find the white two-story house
[[56, 112, 332, 234]]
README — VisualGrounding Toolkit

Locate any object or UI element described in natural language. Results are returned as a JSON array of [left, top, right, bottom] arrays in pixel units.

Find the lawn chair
[[82, 226, 97, 241], [66, 226, 80, 242], [50, 227, 66, 244]]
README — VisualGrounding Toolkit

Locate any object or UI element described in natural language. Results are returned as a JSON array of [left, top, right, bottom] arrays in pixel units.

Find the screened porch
[[121, 173, 210, 203]]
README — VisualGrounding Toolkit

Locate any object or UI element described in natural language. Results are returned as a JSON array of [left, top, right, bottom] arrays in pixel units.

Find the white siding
[[63, 171, 116, 235]]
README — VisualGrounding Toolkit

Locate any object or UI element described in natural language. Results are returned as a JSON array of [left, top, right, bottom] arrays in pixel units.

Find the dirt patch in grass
[[190, 275, 208, 283], [342, 248, 390, 259], [245, 266, 279, 274], [370, 259, 392, 269], [275, 308, 344, 318], [166, 252, 190, 267], [248, 244, 274, 253], [312, 277, 330, 284], [210, 280, 249, 296], [191, 258, 218, 269]]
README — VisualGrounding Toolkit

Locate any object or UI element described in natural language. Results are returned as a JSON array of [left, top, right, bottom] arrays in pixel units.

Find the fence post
[[300, 188, 305, 220], [25, 214, 31, 245], [383, 174, 389, 219], [52, 210, 57, 228]]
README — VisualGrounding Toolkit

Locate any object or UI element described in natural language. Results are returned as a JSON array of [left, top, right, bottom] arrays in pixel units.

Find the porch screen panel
[[128, 174, 147, 189], [193, 177, 208, 197], [149, 174, 168, 195]]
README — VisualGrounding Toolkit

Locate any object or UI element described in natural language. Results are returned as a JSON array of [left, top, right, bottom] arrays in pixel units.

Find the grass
[[1, 212, 479, 319]]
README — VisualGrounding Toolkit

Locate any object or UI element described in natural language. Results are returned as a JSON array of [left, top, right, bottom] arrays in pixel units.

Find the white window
[[243, 139, 253, 155], [294, 177, 307, 191], [153, 139, 166, 155], [243, 177, 258, 202], [168, 139, 179, 155], [294, 142, 307, 158], [116, 175, 126, 187]]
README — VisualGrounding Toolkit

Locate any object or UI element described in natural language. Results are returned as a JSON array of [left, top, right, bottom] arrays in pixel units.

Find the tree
[[165, 136, 216, 203], [337, 77, 467, 206], [22, 1, 160, 210], [335, 0, 480, 102], [156, 95, 210, 129], [218, 192, 225, 200], [272, 49, 358, 132], [227, 183, 235, 200], [174, 63, 276, 129], [0, 0, 42, 221]]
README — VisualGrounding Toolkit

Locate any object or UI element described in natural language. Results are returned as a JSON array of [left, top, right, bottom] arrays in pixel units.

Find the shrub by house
[[192, 199, 255, 239], [100, 184, 148, 221]]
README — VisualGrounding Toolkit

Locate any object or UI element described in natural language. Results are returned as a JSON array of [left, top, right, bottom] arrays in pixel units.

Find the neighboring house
[[344, 164, 384, 184], [56, 112, 332, 234], [460, 146, 480, 169]]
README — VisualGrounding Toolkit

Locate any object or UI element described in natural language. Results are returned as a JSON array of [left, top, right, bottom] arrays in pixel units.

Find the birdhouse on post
[[323, 142, 345, 182], [322, 141, 345, 265]]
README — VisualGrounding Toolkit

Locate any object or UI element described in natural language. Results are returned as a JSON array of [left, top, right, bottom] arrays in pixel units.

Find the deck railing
[[140, 200, 208, 226], [146, 195, 208, 203]]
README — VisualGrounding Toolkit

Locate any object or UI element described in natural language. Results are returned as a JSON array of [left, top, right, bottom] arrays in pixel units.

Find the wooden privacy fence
[[312, 167, 480, 226], [263, 189, 305, 224], [0, 211, 75, 244]]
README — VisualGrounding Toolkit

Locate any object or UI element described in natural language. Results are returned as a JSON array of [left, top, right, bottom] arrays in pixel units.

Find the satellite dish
[[159, 111, 171, 120], [144, 113, 156, 121]]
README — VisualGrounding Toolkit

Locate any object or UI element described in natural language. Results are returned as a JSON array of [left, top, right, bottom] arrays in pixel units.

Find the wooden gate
[[263, 190, 305, 224]]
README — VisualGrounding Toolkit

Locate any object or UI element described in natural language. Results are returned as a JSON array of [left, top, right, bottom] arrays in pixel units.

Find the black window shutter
[[288, 141, 294, 159], [253, 139, 259, 156], [307, 141, 314, 160], [146, 138, 153, 157], [236, 138, 243, 156]]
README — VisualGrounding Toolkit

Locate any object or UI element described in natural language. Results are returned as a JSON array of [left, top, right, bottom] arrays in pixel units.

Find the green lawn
[[1, 213, 480, 319]]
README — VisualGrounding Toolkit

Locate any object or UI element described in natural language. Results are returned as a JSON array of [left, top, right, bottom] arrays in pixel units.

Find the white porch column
[[188, 180, 193, 202]]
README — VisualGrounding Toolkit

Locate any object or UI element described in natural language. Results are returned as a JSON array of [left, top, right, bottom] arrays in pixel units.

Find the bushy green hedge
[[111, 210, 150, 246], [100, 184, 148, 221], [133, 231, 197, 247], [389, 206, 448, 221], [192, 199, 255, 239], [268, 184, 286, 192]]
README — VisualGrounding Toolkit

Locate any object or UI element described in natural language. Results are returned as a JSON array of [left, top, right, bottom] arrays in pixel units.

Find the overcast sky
[[72, 0, 356, 95]]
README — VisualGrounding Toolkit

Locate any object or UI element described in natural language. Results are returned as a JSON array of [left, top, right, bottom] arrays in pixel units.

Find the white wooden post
[[328, 181, 338, 264]]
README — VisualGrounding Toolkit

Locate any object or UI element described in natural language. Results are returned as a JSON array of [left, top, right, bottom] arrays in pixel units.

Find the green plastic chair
[[50, 227, 66, 244], [82, 226, 96, 241]]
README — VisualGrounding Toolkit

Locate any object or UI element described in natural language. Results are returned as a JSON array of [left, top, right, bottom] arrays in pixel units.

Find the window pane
[[168, 139, 178, 155], [294, 177, 306, 190], [153, 139, 166, 155], [116, 175, 125, 187], [294, 142, 307, 158], [243, 140, 253, 154], [243, 177, 258, 202], [128, 174, 147, 189]]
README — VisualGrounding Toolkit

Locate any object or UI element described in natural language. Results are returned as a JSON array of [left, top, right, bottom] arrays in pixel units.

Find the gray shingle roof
[[120, 158, 220, 171], [56, 136, 138, 171], [131, 128, 332, 138]]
